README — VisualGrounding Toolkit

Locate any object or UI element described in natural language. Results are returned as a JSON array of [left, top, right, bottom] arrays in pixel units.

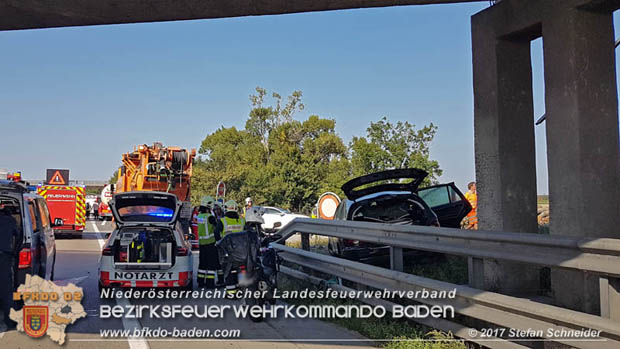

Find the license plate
[[113, 271, 175, 280]]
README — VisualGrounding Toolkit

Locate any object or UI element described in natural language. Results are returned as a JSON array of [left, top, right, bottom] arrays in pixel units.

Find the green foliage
[[109, 168, 119, 185], [192, 87, 441, 212], [351, 117, 442, 186], [385, 333, 466, 349], [280, 275, 464, 349]]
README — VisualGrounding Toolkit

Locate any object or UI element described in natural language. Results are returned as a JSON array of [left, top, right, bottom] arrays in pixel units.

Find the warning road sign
[[46, 169, 69, 185]]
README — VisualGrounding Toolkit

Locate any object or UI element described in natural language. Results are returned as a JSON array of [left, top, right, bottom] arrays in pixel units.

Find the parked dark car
[[327, 169, 471, 260], [0, 180, 57, 289]]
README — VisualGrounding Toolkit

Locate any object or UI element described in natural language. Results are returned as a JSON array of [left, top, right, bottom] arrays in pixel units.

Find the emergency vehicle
[[98, 191, 193, 290], [37, 185, 86, 236], [98, 184, 114, 220]]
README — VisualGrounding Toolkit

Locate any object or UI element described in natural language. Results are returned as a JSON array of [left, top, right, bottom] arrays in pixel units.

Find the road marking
[[54, 275, 89, 286], [92, 221, 148, 348], [100, 220, 106, 227], [116, 295, 149, 348], [91, 222, 106, 249]]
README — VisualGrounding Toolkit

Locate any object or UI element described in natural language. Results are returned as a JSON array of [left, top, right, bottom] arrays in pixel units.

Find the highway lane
[[1, 219, 372, 348]]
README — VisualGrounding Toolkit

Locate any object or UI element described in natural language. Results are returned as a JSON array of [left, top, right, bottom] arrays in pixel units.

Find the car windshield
[[117, 205, 174, 222], [280, 208, 291, 214]]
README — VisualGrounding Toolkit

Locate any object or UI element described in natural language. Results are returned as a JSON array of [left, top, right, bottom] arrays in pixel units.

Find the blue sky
[[1, 3, 617, 194]]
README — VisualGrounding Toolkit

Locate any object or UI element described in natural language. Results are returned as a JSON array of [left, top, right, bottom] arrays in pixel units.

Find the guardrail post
[[390, 247, 403, 272], [301, 233, 310, 251], [600, 276, 620, 320], [468, 257, 484, 289]]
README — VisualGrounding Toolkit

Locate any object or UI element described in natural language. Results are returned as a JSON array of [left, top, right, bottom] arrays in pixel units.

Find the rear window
[[0, 196, 23, 233], [28, 201, 39, 231], [37, 199, 51, 229], [118, 205, 174, 222]]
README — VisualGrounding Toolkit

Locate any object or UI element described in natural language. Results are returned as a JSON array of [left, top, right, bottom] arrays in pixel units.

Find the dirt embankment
[[538, 204, 549, 226]]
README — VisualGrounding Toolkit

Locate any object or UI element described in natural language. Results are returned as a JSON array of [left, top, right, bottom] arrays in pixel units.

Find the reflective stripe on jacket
[[222, 216, 245, 235], [197, 213, 216, 245]]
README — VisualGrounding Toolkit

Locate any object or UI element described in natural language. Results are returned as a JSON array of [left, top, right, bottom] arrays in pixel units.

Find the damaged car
[[328, 168, 471, 260]]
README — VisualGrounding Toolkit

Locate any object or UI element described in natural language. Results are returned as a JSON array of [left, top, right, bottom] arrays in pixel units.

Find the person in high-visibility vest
[[221, 200, 246, 292], [196, 196, 222, 288], [464, 181, 478, 230]]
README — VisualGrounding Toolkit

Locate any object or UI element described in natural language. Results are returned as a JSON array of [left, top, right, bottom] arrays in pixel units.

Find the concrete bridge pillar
[[542, 6, 620, 314], [472, 0, 620, 314], [471, 6, 540, 296]]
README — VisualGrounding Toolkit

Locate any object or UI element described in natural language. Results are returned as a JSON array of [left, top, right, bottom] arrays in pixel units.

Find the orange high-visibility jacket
[[465, 191, 478, 226]]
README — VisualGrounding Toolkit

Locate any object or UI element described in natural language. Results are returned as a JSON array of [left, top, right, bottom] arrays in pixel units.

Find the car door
[[261, 208, 279, 230], [417, 183, 471, 228], [36, 198, 55, 280], [26, 198, 43, 277]]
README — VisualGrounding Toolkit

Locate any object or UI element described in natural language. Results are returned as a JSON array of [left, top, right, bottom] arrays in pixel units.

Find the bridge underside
[[0, 0, 479, 31]]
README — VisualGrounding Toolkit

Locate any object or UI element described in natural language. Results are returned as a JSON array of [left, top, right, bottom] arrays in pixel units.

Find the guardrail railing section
[[272, 218, 620, 349]]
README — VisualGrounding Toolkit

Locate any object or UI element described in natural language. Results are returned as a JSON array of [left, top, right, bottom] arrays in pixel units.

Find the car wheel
[[183, 278, 193, 291], [327, 237, 342, 257], [244, 296, 264, 322]]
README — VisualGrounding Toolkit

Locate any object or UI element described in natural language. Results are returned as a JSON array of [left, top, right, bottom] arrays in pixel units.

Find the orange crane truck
[[115, 143, 196, 233]]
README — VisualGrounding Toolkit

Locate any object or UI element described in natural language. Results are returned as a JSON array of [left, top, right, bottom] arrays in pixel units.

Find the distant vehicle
[[0, 180, 57, 288], [98, 184, 114, 220], [115, 143, 196, 232], [98, 191, 193, 290], [260, 206, 308, 232], [37, 184, 86, 237], [85, 195, 98, 210], [327, 168, 471, 260]]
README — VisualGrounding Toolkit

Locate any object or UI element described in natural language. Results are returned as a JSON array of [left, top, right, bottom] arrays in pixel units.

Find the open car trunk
[[111, 226, 177, 270], [349, 194, 433, 226]]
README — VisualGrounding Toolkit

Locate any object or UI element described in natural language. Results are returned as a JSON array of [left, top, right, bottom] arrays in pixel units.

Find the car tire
[[244, 296, 264, 322], [327, 237, 342, 257], [183, 278, 193, 291]]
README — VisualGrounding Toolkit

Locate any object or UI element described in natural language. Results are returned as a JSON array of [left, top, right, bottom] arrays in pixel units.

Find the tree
[[350, 116, 442, 185], [246, 87, 304, 150], [192, 88, 442, 213], [109, 168, 119, 184], [193, 88, 347, 212]]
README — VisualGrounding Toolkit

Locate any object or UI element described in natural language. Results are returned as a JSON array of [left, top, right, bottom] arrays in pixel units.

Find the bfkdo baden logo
[[9, 275, 87, 345], [23, 306, 49, 338]]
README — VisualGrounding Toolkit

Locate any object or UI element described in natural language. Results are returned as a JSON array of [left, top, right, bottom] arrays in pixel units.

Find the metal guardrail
[[272, 218, 620, 348]]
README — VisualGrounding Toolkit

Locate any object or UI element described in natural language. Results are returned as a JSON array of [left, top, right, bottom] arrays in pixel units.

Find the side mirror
[[53, 218, 63, 227], [273, 222, 282, 229], [280, 212, 285, 216]]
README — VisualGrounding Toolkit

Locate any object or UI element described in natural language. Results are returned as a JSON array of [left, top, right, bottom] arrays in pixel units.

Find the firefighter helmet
[[200, 196, 215, 209], [225, 200, 238, 212]]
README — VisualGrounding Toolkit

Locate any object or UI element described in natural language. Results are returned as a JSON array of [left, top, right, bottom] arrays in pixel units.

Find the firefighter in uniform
[[196, 196, 222, 288], [220, 200, 245, 293]]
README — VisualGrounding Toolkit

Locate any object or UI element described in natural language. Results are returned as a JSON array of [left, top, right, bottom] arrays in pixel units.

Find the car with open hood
[[327, 168, 471, 260], [98, 191, 193, 290]]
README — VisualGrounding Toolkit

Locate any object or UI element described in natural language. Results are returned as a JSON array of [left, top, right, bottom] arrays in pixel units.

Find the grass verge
[[279, 274, 466, 349]]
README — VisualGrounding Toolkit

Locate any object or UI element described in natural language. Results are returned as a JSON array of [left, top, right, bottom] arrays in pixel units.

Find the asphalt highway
[[0, 220, 372, 348]]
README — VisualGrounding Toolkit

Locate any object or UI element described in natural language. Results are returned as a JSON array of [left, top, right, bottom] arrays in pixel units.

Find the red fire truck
[[37, 185, 86, 236]]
